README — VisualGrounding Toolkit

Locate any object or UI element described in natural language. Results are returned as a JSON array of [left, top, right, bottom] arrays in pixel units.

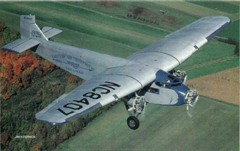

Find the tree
[[67, 75, 78, 84], [0, 21, 5, 32], [1, 133, 10, 149], [30, 143, 41, 151]]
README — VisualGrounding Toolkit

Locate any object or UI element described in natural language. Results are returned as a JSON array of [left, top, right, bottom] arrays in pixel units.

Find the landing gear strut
[[123, 93, 146, 130]]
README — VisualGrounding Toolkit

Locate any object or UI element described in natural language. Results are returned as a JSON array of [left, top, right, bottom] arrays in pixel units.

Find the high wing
[[127, 16, 231, 72], [36, 64, 158, 125]]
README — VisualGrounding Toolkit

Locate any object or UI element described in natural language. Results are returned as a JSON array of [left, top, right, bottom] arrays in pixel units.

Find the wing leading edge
[[127, 16, 231, 72]]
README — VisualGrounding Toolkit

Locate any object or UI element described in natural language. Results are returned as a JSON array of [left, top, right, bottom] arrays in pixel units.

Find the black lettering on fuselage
[[92, 87, 110, 94], [57, 108, 74, 116], [83, 92, 101, 99], [57, 81, 121, 116], [100, 81, 121, 90], [73, 98, 89, 105], [64, 103, 83, 110]]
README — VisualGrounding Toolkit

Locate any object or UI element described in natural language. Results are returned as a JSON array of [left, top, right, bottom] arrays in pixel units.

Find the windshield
[[155, 75, 182, 88]]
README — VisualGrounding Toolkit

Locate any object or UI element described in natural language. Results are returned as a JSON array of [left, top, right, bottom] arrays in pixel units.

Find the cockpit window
[[171, 83, 181, 87], [167, 76, 174, 80], [165, 78, 172, 83], [156, 82, 164, 87], [173, 79, 179, 83]]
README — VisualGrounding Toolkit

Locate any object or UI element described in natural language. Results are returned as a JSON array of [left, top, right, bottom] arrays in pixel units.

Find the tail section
[[20, 15, 48, 41], [2, 15, 62, 53]]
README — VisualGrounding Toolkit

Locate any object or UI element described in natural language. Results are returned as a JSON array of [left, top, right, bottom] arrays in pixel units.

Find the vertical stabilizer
[[20, 15, 48, 41]]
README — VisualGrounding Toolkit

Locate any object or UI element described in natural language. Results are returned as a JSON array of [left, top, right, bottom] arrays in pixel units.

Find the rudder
[[20, 15, 48, 41]]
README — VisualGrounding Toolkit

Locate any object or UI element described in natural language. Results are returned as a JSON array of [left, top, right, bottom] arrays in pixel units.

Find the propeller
[[185, 90, 199, 118]]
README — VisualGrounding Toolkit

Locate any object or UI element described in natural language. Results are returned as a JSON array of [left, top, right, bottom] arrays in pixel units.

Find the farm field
[[0, 1, 239, 151], [189, 1, 239, 14], [57, 96, 239, 151], [187, 67, 239, 105]]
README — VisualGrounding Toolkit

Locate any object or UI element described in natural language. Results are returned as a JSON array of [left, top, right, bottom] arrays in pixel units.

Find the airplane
[[2, 15, 231, 130]]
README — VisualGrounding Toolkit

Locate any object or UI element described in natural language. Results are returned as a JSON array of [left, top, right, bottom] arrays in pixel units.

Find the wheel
[[127, 116, 140, 130]]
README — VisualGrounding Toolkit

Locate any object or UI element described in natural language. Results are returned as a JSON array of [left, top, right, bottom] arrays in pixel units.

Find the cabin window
[[155, 82, 170, 88], [148, 87, 159, 94]]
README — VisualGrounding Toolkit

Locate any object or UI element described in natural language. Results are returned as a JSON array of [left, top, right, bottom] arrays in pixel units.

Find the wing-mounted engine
[[122, 93, 147, 130]]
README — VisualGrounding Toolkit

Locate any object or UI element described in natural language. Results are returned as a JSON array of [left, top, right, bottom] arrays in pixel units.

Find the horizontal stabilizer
[[42, 26, 62, 39], [2, 38, 40, 53]]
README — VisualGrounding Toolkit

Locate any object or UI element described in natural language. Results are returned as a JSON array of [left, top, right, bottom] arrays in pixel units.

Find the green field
[[0, 2, 169, 51], [189, 1, 239, 14], [217, 20, 239, 41], [0, 1, 239, 151], [57, 96, 239, 151]]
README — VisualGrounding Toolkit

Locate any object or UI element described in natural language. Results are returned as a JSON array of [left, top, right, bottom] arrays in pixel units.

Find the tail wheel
[[127, 116, 140, 130]]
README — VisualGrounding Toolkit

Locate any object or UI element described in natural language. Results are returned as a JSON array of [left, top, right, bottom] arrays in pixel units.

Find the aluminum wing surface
[[36, 64, 157, 125], [127, 16, 231, 72]]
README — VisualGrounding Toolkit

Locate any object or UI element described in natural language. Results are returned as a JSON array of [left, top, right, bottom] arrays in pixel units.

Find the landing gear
[[127, 116, 139, 130], [123, 93, 146, 130]]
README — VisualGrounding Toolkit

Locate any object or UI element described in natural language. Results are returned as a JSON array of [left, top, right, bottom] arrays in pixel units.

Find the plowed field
[[187, 67, 239, 105]]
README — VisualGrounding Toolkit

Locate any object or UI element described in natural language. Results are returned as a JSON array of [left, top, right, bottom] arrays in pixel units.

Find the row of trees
[[0, 23, 58, 100], [127, 13, 159, 25], [215, 37, 239, 56]]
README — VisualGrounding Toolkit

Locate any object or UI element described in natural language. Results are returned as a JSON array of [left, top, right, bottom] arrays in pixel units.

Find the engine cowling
[[170, 70, 187, 84]]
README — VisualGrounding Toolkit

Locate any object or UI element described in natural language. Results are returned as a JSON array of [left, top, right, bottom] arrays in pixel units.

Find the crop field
[[0, 1, 239, 151], [187, 67, 239, 105]]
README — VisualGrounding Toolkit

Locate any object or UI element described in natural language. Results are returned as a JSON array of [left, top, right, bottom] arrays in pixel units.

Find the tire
[[127, 116, 140, 130]]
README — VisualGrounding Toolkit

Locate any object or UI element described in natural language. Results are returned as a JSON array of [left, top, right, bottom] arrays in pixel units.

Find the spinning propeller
[[184, 90, 199, 118]]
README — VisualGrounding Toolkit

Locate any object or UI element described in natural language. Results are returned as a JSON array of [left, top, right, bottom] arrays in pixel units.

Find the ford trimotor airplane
[[2, 15, 231, 130]]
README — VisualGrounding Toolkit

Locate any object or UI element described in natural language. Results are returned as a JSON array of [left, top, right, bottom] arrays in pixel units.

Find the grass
[[177, 39, 236, 70], [0, 2, 171, 59], [57, 96, 239, 151], [189, 1, 239, 14], [156, 2, 239, 21], [186, 57, 239, 80], [0, 2, 169, 50], [217, 20, 239, 41], [72, 1, 199, 31]]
